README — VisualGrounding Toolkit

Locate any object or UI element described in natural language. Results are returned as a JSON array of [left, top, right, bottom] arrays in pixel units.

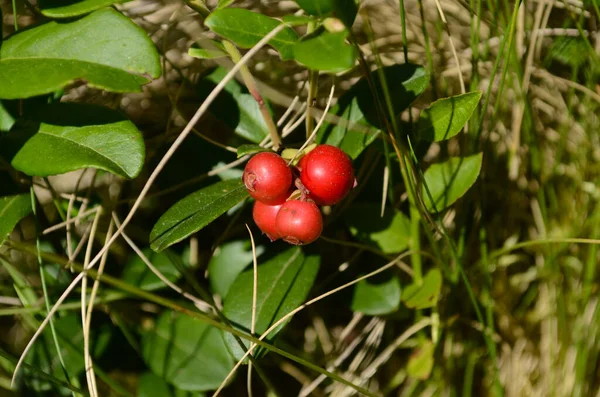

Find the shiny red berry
[[299, 145, 355, 205], [252, 201, 283, 241], [296, 154, 309, 172], [243, 152, 292, 205], [275, 200, 323, 245]]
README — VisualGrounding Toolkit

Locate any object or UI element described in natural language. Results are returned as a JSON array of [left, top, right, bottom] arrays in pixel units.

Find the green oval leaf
[[208, 240, 265, 298], [407, 340, 435, 380], [1, 103, 145, 179], [293, 31, 356, 73], [141, 311, 233, 391], [236, 144, 272, 158], [318, 63, 428, 158], [422, 153, 483, 212], [0, 194, 32, 246], [198, 67, 270, 143], [351, 273, 401, 315], [0, 8, 160, 99], [417, 91, 482, 142], [150, 179, 249, 252], [138, 372, 206, 397], [38, 0, 123, 18], [344, 203, 411, 253], [121, 248, 183, 291], [188, 40, 228, 60], [222, 248, 320, 361], [403, 269, 442, 309], [205, 8, 299, 60], [295, 0, 358, 27]]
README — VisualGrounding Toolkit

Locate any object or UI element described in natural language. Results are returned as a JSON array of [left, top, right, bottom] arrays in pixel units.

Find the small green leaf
[[407, 340, 435, 379], [138, 372, 206, 397], [237, 144, 273, 158], [403, 269, 442, 309], [344, 203, 411, 253], [0, 194, 31, 246], [38, 0, 123, 18], [294, 0, 358, 27], [198, 67, 270, 143], [205, 8, 299, 60], [0, 100, 15, 132], [217, 0, 236, 7], [318, 64, 428, 158], [422, 153, 483, 212], [351, 273, 401, 315], [293, 31, 356, 73], [150, 179, 249, 252], [222, 248, 320, 361], [142, 311, 233, 392], [188, 41, 228, 60], [121, 248, 182, 291], [208, 240, 265, 298], [282, 15, 317, 26], [0, 8, 160, 99], [1, 103, 145, 179], [417, 91, 482, 142]]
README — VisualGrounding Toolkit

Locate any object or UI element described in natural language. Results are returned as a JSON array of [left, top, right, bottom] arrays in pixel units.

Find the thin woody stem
[[222, 40, 282, 151]]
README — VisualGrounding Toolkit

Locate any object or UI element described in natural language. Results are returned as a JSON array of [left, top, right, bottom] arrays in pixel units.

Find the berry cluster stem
[[222, 40, 282, 151], [305, 22, 319, 140]]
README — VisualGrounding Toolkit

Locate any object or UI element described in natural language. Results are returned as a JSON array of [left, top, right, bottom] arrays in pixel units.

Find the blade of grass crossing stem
[[474, 0, 522, 145], [246, 224, 258, 397], [480, 228, 502, 396], [416, 0, 438, 100], [30, 186, 75, 394], [7, 240, 377, 397]]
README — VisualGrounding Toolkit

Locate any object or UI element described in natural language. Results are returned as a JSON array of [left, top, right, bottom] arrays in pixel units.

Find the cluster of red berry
[[242, 144, 355, 245]]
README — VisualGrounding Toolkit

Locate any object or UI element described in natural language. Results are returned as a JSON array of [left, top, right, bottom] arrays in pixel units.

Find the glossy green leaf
[[293, 31, 356, 73], [0, 194, 31, 246], [217, 0, 236, 7], [199, 67, 269, 143], [208, 240, 265, 298], [121, 248, 182, 291], [25, 313, 112, 392], [1, 103, 145, 179], [205, 8, 299, 60], [407, 341, 435, 379], [237, 144, 273, 158], [188, 41, 227, 60], [422, 153, 483, 212], [0, 101, 15, 132], [142, 311, 233, 391], [318, 64, 428, 158], [282, 15, 317, 26], [222, 248, 320, 361], [344, 203, 411, 253], [295, 0, 358, 27], [351, 274, 401, 315], [417, 91, 482, 142], [0, 8, 160, 99], [38, 0, 123, 18], [150, 179, 249, 252], [403, 269, 442, 309], [138, 372, 206, 397]]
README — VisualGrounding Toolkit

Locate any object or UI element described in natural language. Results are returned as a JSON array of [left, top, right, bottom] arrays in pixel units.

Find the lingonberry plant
[[2, 0, 596, 396]]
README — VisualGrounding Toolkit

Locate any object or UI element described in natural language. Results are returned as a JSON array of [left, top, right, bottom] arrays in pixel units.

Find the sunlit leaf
[[422, 153, 483, 212], [417, 91, 482, 142]]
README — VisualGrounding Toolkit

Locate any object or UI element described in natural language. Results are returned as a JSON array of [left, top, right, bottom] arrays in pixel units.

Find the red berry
[[299, 145, 355, 205], [275, 200, 323, 245], [243, 152, 292, 205], [253, 201, 283, 241], [297, 154, 309, 172]]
